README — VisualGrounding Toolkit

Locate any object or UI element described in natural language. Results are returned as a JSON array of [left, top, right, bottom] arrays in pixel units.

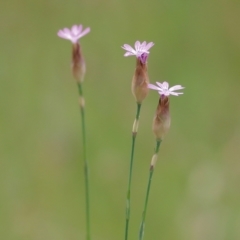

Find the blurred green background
[[1, 0, 240, 239]]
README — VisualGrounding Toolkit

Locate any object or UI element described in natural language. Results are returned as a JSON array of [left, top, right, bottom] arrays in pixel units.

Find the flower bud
[[131, 53, 149, 103], [72, 43, 86, 83], [152, 95, 171, 140]]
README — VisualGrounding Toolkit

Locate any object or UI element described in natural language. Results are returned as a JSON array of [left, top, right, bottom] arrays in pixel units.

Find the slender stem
[[77, 82, 91, 240], [139, 140, 161, 240], [125, 103, 142, 240]]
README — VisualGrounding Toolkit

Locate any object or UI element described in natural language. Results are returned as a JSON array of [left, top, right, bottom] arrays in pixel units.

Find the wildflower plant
[[57, 26, 184, 240], [121, 41, 154, 240], [57, 24, 91, 240], [139, 81, 184, 240]]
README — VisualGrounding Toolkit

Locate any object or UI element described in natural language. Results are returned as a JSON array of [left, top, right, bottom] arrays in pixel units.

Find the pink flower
[[57, 24, 90, 44], [148, 81, 184, 96], [121, 41, 154, 64]]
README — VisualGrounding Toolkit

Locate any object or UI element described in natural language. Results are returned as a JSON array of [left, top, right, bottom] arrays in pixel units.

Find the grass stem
[[124, 103, 142, 240], [139, 140, 161, 240], [77, 82, 91, 240]]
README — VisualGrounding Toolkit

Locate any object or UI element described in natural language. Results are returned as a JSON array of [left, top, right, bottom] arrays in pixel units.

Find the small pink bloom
[[148, 81, 184, 96], [57, 24, 90, 44], [121, 41, 154, 64]]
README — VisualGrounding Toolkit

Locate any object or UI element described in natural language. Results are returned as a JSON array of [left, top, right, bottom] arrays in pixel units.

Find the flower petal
[[156, 82, 163, 88], [148, 83, 161, 91], [71, 25, 79, 35], [78, 24, 83, 33], [122, 44, 135, 53], [145, 42, 154, 51], [57, 30, 66, 38], [158, 91, 170, 96], [140, 41, 146, 51], [169, 92, 183, 96], [169, 85, 185, 91], [78, 27, 91, 38], [162, 81, 169, 89], [63, 28, 71, 34], [57, 30, 73, 41], [124, 52, 135, 57], [135, 41, 141, 50]]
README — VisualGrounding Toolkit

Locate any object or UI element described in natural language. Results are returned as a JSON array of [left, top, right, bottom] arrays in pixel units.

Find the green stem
[[139, 140, 161, 240], [77, 83, 91, 240], [125, 103, 142, 240]]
